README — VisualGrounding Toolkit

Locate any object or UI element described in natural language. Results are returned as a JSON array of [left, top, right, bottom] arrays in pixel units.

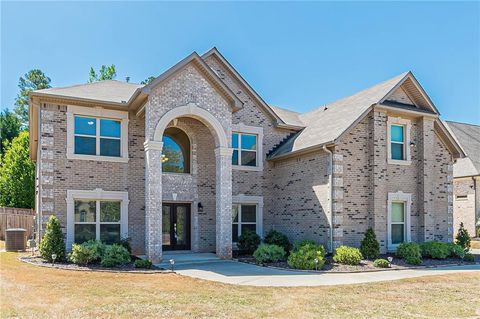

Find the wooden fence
[[0, 207, 35, 240]]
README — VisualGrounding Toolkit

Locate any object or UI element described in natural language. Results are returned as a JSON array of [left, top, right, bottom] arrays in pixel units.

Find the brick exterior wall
[[453, 178, 478, 236]]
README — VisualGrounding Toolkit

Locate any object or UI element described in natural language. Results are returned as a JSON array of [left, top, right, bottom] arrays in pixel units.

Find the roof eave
[[267, 141, 336, 162]]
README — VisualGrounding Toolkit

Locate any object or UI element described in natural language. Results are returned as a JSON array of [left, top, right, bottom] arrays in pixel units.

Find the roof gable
[[445, 121, 480, 177], [142, 52, 243, 111]]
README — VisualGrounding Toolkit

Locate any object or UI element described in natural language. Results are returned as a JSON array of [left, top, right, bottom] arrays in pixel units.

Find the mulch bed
[[236, 252, 479, 273], [19, 255, 169, 273]]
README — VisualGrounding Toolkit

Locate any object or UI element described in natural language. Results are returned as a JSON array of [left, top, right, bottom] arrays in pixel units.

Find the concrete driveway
[[174, 260, 480, 287]]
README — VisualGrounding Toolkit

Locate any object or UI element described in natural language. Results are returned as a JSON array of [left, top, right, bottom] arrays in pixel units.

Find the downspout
[[323, 145, 334, 253]]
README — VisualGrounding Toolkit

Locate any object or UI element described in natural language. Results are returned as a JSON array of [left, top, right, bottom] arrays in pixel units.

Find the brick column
[[144, 140, 164, 263], [419, 118, 435, 242], [214, 146, 233, 259]]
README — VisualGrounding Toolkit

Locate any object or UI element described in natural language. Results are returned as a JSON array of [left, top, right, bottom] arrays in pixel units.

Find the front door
[[162, 203, 191, 250]]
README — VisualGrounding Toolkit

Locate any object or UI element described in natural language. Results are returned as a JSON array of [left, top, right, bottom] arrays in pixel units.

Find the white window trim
[[232, 194, 264, 243], [66, 188, 129, 250], [67, 105, 129, 163], [387, 191, 412, 251], [232, 123, 263, 172], [387, 116, 411, 165]]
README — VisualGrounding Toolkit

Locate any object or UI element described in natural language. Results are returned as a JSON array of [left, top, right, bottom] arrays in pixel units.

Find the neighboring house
[[29, 48, 464, 263], [445, 121, 480, 237]]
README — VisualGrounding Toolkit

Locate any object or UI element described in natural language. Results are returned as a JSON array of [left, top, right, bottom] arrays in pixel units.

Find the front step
[[155, 252, 222, 269]]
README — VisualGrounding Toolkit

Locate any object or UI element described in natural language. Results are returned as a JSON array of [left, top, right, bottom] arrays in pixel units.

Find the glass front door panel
[[162, 205, 171, 246], [175, 206, 187, 246], [162, 203, 190, 250]]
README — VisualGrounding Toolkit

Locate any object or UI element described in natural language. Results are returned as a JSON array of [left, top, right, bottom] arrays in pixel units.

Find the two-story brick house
[[29, 48, 463, 263]]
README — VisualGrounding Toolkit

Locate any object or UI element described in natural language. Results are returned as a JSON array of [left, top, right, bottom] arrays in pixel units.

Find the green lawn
[[1, 252, 479, 318]]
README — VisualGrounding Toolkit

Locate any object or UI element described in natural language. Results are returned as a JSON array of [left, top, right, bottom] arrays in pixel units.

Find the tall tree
[[141, 76, 156, 85], [0, 131, 35, 208], [14, 69, 51, 125], [0, 109, 21, 156], [89, 65, 117, 82]]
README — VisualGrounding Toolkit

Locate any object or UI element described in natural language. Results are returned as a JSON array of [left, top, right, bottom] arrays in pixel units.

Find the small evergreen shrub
[[100, 244, 131, 267], [39, 215, 66, 262], [447, 243, 465, 259], [360, 228, 380, 260], [287, 243, 326, 270], [456, 223, 471, 252], [333, 245, 363, 265], [292, 239, 317, 252], [134, 259, 153, 269], [69, 240, 106, 265], [463, 253, 475, 263], [119, 237, 132, 254], [264, 230, 291, 254], [396, 242, 422, 265], [253, 244, 286, 263], [373, 259, 390, 268], [420, 241, 450, 259], [476, 224, 480, 238], [237, 230, 261, 254]]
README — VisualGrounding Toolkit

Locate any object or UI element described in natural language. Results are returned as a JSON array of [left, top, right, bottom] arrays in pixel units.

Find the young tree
[[0, 131, 35, 208], [0, 109, 21, 156], [89, 65, 117, 82], [141, 76, 156, 85], [456, 222, 471, 252], [14, 69, 51, 125], [39, 215, 66, 262]]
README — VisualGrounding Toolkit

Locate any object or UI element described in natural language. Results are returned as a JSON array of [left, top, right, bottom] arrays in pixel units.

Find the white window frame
[[232, 194, 264, 244], [387, 117, 411, 165], [67, 105, 129, 163], [232, 123, 263, 172], [387, 191, 412, 251], [66, 188, 129, 250]]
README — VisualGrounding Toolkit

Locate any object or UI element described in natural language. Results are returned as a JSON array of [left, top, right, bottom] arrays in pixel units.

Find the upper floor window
[[162, 127, 190, 173], [390, 124, 405, 160], [67, 105, 129, 163], [74, 116, 121, 157], [387, 117, 411, 165], [232, 132, 257, 167]]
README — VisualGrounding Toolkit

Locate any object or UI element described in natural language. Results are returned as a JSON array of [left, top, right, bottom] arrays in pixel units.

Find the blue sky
[[1, 1, 479, 124]]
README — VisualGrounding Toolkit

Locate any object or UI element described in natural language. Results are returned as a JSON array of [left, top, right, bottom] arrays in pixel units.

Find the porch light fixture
[[198, 202, 204, 212], [409, 141, 416, 148]]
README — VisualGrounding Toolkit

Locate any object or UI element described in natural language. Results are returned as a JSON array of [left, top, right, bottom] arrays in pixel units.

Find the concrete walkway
[[174, 260, 480, 287]]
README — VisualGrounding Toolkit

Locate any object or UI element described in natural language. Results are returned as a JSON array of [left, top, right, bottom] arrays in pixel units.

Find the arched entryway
[[144, 103, 233, 263]]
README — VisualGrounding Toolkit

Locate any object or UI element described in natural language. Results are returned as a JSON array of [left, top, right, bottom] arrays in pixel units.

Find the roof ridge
[[446, 120, 480, 128], [35, 79, 143, 92]]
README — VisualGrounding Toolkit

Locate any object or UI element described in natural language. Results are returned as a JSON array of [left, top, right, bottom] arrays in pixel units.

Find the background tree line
[[0, 65, 155, 209]]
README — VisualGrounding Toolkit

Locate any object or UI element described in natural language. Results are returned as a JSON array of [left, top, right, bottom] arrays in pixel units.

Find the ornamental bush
[[292, 239, 317, 252], [360, 228, 380, 260], [373, 259, 390, 268], [447, 243, 465, 259], [69, 240, 106, 265], [39, 215, 66, 262], [264, 230, 291, 255], [463, 253, 475, 263], [134, 259, 153, 269], [396, 242, 422, 265], [100, 244, 131, 268], [287, 243, 326, 270], [333, 246, 363, 265], [253, 244, 286, 263], [456, 222, 471, 252], [420, 241, 450, 259], [119, 237, 132, 254], [238, 229, 261, 254]]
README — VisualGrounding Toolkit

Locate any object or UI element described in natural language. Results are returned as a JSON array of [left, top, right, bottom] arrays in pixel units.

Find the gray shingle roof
[[445, 121, 480, 177], [270, 105, 304, 127], [33, 80, 143, 105], [268, 72, 409, 159]]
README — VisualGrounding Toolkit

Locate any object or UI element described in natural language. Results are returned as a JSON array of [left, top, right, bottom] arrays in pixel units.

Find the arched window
[[162, 127, 190, 173]]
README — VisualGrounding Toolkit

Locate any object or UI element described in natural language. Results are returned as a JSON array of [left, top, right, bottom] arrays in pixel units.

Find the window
[[66, 189, 128, 250], [232, 133, 257, 167], [232, 204, 257, 242], [387, 191, 412, 250], [390, 125, 404, 160], [67, 105, 128, 163], [162, 127, 190, 173]]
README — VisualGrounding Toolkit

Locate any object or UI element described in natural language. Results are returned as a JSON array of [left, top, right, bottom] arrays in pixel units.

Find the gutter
[[323, 145, 334, 253]]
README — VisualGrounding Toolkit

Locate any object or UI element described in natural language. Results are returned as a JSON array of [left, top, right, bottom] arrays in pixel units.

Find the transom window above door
[[162, 127, 191, 173]]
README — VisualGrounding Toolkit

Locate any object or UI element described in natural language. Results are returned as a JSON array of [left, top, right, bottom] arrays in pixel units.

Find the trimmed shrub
[[119, 237, 132, 254], [447, 243, 465, 259], [237, 230, 261, 254], [396, 242, 422, 265], [264, 230, 291, 255], [463, 253, 475, 263], [373, 259, 390, 268], [134, 259, 153, 269], [287, 243, 326, 270], [253, 244, 286, 263], [456, 222, 471, 252], [333, 246, 363, 265], [293, 239, 317, 252], [39, 215, 66, 262], [69, 240, 106, 265], [360, 228, 380, 260], [476, 224, 480, 238], [420, 241, 450, 259], [100, 244, 131, 268]]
